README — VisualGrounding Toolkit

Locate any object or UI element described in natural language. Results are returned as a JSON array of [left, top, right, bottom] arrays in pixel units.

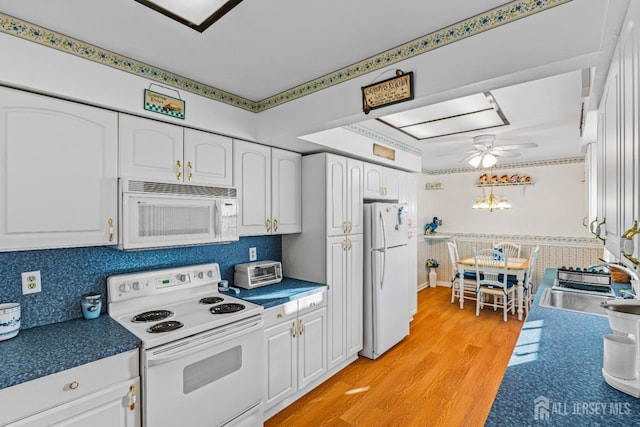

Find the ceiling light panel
[[136, 0, 242, 32], [399, 109, 507, 139], [380, 93, 492, 128]]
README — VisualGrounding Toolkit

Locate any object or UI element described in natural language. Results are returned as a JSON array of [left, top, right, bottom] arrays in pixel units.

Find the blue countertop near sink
[[0, 315, 140, 390], [221, 276, 326, 308], [486, 268, 640, 426]]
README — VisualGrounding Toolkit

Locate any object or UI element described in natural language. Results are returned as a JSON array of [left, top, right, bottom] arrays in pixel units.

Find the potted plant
[[426, 258, 439, 287]]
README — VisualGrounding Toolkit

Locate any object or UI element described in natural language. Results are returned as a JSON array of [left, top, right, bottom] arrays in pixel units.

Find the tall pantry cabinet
[[283, 153, 364, 372]]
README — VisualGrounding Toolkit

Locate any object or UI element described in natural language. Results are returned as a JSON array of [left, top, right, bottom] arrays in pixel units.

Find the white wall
[[417, 162, 593, 238]]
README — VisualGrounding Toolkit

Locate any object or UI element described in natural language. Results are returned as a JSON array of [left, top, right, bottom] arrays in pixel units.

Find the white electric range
[[107, 263, 264, 427]]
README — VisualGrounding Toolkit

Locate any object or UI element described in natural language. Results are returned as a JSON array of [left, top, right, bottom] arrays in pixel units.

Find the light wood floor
[[265, 285, 524, 427]]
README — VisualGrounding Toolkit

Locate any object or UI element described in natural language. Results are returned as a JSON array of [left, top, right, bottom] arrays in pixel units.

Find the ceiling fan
[[461, 134, 538, 168]]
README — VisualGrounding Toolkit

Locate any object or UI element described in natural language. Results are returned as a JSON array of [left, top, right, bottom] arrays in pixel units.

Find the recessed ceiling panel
[[377, 92, 508, 140], [400, 109, 507, 139]]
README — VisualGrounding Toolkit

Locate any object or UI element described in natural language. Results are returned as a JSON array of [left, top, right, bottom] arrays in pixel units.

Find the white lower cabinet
[[326, 234, 363, 370], [0, 350, 140, 427], [263, 294, 327, 415]]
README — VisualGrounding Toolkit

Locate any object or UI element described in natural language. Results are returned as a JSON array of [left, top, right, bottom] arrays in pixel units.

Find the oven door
[[142, 316, 264, 427]]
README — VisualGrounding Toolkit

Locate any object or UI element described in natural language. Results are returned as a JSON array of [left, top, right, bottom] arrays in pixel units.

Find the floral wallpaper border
[[0, 0, 571, 113], [422, 156, 584, 175], [421, 232, 602, 248]]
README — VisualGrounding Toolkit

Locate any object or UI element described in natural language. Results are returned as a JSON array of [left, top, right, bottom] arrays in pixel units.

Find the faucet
[[588, 262, 640, 299]]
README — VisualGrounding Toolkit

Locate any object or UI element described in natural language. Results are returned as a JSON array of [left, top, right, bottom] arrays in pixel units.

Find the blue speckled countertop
[[221, 277, 326, 308], [0, 315, 140, 390], [486, 268, 640, 426]]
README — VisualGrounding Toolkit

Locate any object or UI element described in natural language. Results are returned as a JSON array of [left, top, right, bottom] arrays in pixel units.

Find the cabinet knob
[[176, 160, 182, 180], [128, 384, 137, 411], [68, 381, 79, 390], [108, 218, 114, 242]]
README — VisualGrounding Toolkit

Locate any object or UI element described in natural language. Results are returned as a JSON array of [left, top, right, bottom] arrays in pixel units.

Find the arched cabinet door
[[0, 86, 117, 251]]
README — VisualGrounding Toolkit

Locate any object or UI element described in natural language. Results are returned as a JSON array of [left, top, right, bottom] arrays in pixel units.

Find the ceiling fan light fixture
[[135, 0, 243, 32], [468, 154, 483, 168], [482, 153, 497, 168]]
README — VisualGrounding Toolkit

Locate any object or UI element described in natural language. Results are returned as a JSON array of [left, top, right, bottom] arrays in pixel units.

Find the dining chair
[[522, 246, 540, 316], [447, 241, 477, 303], [492, 241, 521, 259], [473, 248, 515, 322]]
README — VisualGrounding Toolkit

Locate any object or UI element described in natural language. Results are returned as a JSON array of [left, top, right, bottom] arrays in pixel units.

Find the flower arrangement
[[425, 258, 439, 268], [424, 221, 438, 235]]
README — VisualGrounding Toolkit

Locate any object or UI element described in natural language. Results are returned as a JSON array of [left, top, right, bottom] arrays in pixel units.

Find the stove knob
[[119, 283, 131, 293], [132, 281, 141, 291], [197, 272, 204, 279], [207, 270, 214, 278], [177, 274, 188, 282]]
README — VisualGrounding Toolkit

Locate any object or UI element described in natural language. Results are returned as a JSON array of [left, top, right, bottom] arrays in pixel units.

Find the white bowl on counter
[[0, 303, 21, 341]]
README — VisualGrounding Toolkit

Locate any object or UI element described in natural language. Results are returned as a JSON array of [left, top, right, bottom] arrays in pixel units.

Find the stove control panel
[[107, 263, 222, 302]]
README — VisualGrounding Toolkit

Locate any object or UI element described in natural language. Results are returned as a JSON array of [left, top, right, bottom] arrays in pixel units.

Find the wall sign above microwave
[[144, 88, 185, 119]]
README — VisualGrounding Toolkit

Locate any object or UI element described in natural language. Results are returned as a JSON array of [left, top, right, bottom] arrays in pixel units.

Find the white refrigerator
[[360, 202, 410, 360]]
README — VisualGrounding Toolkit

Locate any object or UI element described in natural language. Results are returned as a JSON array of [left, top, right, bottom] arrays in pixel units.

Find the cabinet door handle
[[347, 238, 352, 250], [343, 238, 347, 251], [380, 187, 384, 196], [187, 161, 193, 181], [348, 221, 352, 233], [176, 160, 182, 181], [273, 218, 278, 232], [108, 218, 114, 242], [128, 384, 137, 411], [298, 319, 304, 336], [292, 321, 297, 338], [265, 218, 272, 232], [343, 221, 347, 234]]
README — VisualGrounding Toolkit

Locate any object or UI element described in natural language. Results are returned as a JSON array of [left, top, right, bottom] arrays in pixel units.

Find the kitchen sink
[[538, 288, 617, 316]]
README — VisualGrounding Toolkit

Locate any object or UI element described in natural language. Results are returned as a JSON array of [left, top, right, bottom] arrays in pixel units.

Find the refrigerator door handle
[[378, 209, 387, 288]]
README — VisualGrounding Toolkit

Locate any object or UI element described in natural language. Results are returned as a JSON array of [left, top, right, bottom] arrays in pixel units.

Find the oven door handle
[[147, 316, 263, 368]]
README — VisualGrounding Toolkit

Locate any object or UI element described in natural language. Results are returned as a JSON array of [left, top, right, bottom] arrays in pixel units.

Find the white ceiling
[[0, 0, 629, 171]]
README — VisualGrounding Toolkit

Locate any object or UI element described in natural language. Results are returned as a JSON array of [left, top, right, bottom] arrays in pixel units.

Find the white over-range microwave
[[117, 178, 238, 250]]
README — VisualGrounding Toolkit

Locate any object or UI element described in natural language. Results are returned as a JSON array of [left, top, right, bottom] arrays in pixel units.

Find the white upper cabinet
[[119, 114, 232, 186], [363, 163, 399, 200], [0, 87, 118, 251], [272, 148, 302, 234], [183, 128, 233, 186], [326, 155, 364, 237], [233, 140, 301, 235]]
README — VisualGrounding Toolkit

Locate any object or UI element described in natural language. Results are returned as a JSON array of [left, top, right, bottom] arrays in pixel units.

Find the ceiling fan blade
[[473, 144, 490, 150], [492, 142, 538, 151], [491, 150, 520, 158]]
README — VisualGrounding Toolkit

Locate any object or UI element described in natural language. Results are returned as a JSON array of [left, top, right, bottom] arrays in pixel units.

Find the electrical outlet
[[249, 247, 257, 261], [22, 270, 42, 294]]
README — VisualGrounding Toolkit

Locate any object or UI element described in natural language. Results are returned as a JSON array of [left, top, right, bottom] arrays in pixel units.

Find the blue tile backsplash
[[0, 236, 281, 330]]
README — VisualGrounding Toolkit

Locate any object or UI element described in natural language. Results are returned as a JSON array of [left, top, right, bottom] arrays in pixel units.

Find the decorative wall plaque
[[144, 89, 185, 119], [373, 144, 395, 160], [362, 70, 414, 114]]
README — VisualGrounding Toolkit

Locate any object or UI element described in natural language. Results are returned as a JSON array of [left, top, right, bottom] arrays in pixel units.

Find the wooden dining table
[[457, 256, 530, 320]]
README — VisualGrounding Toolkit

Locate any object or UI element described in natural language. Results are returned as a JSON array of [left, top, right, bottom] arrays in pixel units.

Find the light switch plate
[[22, 270, 42, 294]]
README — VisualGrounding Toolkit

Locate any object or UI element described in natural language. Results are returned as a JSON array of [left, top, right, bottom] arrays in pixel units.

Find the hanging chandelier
[[472, 188, 512, 212]]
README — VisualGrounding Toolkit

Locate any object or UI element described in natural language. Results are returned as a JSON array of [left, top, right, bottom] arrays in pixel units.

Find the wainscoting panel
[[419, 234, 603, 295]]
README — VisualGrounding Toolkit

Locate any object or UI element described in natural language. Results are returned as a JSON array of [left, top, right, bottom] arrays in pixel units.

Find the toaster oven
[[234, 261, 283, 289]]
